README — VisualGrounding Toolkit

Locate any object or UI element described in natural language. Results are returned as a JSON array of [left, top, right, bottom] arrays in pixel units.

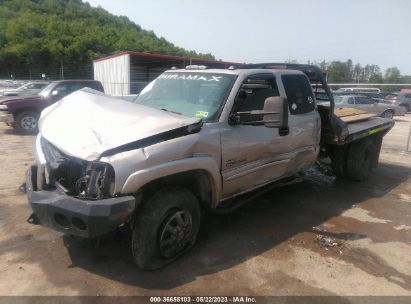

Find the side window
[[282, 74, 315, 114], [236, 73, 279, 112], [405, 94, 411, 99], [348, 97, 354, 104], [25, 84, 36, 89], [66, 83, 83, 93], [83, 82, 99, 90], [356, 97, 374, 104], [53, 84, 69, 96]]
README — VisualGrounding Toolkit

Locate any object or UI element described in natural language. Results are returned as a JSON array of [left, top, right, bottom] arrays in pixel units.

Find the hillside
[[0, 0, 214, 79]]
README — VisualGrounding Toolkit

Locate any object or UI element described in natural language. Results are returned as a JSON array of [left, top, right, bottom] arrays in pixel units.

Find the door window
[[235, 73, 279, 112], [355, 97, 374, 104], [281, 74, 315, 114]]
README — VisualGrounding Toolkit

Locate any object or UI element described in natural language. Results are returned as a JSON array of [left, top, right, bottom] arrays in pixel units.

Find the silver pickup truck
[[26, 64, 394, 269]]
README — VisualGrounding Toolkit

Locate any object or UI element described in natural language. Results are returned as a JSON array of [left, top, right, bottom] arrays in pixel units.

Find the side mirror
[[51, 90, 59, 96], [230, 96, 289, 131], [262, 96, 288, 129]]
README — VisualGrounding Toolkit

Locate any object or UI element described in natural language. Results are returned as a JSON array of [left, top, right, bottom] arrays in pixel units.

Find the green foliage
[[0, 0, 215, 78], [327, 61, 352, 83], [384, 67, 401, 84], [313, 59, 409, 85]]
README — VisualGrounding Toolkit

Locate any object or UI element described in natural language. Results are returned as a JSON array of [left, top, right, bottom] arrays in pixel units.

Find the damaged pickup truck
[[26, 64, 394, 270]]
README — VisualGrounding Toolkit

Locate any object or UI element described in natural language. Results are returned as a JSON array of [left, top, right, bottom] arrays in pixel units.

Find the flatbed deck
[[344, 117, 394, 144]]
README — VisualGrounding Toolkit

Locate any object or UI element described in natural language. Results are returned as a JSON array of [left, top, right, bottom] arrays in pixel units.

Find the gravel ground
[[0, 115, 410, 297]]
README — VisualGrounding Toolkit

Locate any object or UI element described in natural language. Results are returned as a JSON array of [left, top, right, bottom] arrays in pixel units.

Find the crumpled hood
[[39, 89, 201, 160]]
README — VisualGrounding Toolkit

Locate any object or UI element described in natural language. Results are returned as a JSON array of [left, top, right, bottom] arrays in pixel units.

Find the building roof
[[93, 51, 240, 67]]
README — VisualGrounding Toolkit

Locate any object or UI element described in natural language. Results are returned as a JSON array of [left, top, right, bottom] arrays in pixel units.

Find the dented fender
[[121, 156, 222, 206]]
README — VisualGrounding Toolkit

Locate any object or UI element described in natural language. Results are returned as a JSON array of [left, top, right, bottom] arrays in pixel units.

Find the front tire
[[381, 110, 394, 119], [15, 111, 39, 134], [131, 188, 201, 270]]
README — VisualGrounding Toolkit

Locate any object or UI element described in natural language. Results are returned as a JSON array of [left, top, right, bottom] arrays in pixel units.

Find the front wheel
[[15, 111, 39, 134], [381, 110, 394, 119], [131, 188, 201, 270]]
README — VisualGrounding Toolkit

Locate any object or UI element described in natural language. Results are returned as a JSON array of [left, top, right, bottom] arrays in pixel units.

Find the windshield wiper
[[161, 108, 182, 115]]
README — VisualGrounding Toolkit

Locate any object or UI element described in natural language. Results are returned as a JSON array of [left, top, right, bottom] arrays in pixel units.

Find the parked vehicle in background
[[0, 80, 20, 88], [0, 82, 50, 96], [334, 95, 406, 118], [335, 87, 381, 93], [0, 80, 104, 134], [385, 92, 411, 112], [334, 91, 385, 102]]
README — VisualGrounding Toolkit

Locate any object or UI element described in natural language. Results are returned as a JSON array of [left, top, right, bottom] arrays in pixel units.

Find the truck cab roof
[[167, 68, 305, 77]]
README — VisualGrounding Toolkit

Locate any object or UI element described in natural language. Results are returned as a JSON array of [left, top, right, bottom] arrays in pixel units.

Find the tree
[[0, 0, 215, 79], [384, 67, 401, 83], [327, 61, 351, 83], [367, 65, 383, 83], [352, 63, 362, 83]]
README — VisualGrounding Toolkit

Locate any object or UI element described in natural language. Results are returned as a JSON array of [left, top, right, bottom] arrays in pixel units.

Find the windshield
[[38, 82, 55, 97], [16, 83, 30, 90], [133, 72, 234, 121]]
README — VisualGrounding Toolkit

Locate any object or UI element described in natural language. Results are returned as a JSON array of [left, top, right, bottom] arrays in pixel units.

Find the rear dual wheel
[[346, 138, 375, 181], [331, 137, 380, 181]]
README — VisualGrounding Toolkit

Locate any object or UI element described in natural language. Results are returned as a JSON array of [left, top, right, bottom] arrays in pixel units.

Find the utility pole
[[60, 61, 64, 80]]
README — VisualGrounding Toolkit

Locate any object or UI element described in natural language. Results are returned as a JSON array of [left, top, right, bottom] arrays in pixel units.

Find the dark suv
[[0, 80, 104, 134]]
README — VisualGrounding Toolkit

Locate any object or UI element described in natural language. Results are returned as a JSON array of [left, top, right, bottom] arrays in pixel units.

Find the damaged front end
[[41, 138, 115, 200], [25, 137, 135, 238]]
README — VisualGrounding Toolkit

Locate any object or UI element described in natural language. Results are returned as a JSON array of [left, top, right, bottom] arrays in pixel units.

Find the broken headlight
[[41, 138, 115, 199], [74, 161, 115, 200]]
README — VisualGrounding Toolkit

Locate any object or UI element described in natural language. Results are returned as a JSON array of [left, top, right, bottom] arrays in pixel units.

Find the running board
[[213, 175, 303, 214]]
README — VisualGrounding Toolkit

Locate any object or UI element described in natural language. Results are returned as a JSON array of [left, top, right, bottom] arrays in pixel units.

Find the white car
[[334, 95, 406, 118], [0, 82, 49, 96]]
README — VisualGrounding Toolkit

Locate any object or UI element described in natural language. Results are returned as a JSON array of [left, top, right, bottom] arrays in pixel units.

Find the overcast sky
[[87, 0, 411, 74]]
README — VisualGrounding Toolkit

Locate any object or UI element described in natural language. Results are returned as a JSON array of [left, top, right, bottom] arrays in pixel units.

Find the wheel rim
[[383, 111, 393, 118], [159, 210, 193, 258], [20, 115, 37, 130]]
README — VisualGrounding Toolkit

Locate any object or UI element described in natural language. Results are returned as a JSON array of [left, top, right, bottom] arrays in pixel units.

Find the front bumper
[[26, 165, 136, 238], [0, 112, 13, 124]]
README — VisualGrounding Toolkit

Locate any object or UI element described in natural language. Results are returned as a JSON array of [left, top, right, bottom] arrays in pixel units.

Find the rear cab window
[[281, 74, 315, 114]]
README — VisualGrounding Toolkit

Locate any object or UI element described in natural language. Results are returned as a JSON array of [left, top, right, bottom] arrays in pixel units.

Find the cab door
[[279, 74, 321, 174], [220, 73, 320, 199]]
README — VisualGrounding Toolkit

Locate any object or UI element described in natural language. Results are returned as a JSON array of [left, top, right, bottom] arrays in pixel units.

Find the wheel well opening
[[137, 170, 214, 209], [13, 108, 40, 119]]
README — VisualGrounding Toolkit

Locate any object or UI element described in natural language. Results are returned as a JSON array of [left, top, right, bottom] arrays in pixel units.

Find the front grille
[[41, 138, 85, 191]]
